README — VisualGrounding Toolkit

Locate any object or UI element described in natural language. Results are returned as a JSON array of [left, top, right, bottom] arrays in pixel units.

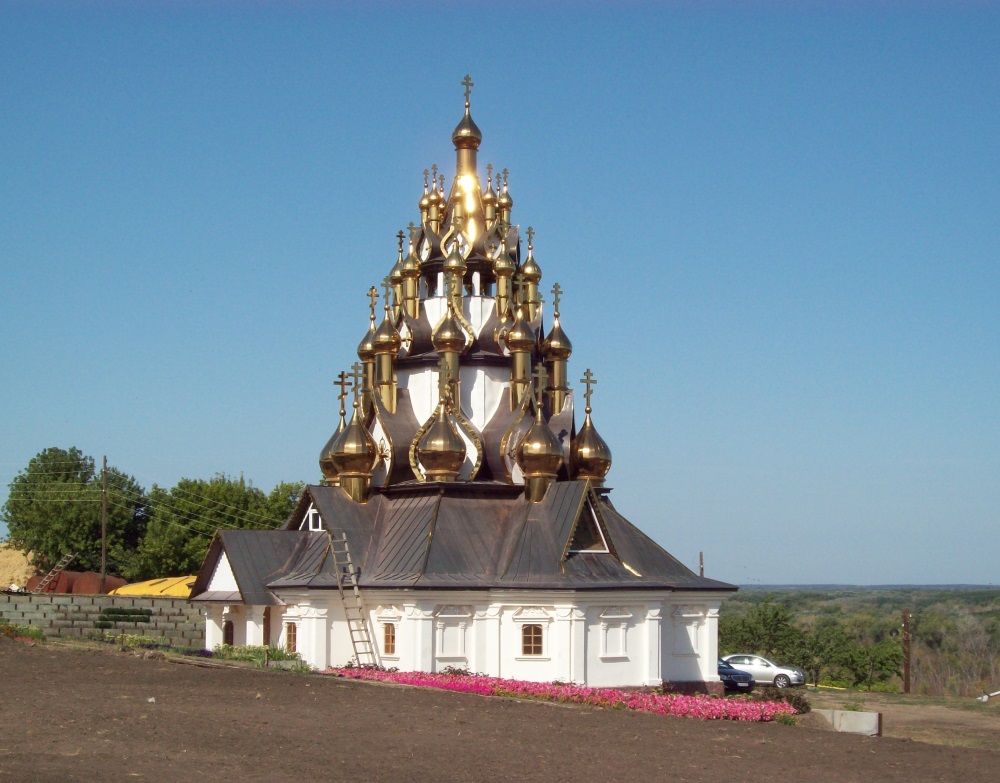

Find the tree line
[[720, 587, 1000, 697], [1, 447, 304, 582]]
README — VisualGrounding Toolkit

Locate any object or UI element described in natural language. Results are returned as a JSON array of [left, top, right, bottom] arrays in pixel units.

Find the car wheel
[[773, 674, 790, 688]]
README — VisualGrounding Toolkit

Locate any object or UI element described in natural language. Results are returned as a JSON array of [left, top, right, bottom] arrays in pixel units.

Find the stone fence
[[0, 592, 204, 649]]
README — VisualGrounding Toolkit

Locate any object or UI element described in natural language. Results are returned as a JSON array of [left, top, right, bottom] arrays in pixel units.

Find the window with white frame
[[284, 622, 297, 653], [512, 607, 552, 660], [376, 605, 402, 659]]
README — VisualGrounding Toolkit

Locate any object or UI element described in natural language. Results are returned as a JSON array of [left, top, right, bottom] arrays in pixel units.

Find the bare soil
[[1, 637, 997, 783]]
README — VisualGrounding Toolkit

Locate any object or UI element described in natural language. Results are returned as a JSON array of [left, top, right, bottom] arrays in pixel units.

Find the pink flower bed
[[326, 668, 796, 722]]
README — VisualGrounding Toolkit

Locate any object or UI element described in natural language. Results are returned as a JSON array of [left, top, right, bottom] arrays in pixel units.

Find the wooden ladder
[[328, 532, 380, 668], [32, 552, 76, 594]]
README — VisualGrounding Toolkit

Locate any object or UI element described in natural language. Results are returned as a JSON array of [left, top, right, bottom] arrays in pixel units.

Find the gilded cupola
[[516, 368, 565, 502], [572, 369, 612, 485], [332, 366, 379, 503], [415, 364, 467, 482], [319, 371, 350, 486], [542, 282, 573, 414]]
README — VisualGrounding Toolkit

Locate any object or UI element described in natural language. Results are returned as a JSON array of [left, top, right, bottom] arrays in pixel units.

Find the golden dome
[[432, 300, 467, 353], [572, 412, 612, 483], [356, 315, 376, 362], [319, 415, 346, 484], [372, 305, 402, 355], [493, 242, 515, 279], [331, 404, 377, 476], [417, 402, 467, 481], [520, 246, 542, 283], [498, 170, 513, 211], [401, 241, 421, 279], [505, 305, 535, 353], [542, 315, 572, 360], [452, 107, 482, 150], [419, 171, 432, 212], [389, 250, 404, 287], [443, 237, 467, 276], [516, 404, 564, 479]]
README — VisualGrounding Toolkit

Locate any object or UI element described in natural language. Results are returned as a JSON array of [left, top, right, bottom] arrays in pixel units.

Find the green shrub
[[212, 644, 300, 664], [0, 618, 45, 641], [775, 713, 797, 726], [841, 696, 865, 711], [751, 686, 811, 714]]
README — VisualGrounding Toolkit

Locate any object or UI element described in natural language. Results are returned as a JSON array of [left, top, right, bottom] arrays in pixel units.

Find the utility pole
[[101, 454, 107, 594], [902, 609, 912, 694]]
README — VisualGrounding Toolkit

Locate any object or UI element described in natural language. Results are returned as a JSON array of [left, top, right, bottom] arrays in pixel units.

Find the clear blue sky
[[2, 1, 998, 585]]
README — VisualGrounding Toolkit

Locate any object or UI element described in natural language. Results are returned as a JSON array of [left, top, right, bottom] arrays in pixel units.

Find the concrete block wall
[[0, 593, 205, 649]]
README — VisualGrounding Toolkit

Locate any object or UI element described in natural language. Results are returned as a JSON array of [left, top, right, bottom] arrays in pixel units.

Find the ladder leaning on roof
[[32, 552, 76, 594], [328, 531, 381, 668]]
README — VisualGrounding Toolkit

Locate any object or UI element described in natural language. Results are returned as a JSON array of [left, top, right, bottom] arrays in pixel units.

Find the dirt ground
[[1, 638, 997, 783]]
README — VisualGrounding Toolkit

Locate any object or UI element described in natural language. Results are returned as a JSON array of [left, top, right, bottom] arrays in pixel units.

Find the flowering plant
[[326, 668, 796, 722]]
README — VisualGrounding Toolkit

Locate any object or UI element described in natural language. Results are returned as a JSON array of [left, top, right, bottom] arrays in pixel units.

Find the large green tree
[[2, 447, 146, 572], [120, 475, 303, 581]]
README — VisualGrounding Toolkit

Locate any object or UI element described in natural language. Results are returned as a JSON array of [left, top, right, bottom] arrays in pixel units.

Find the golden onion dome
[[505, 305, 535, 353], [498, 175, 513, 211], [419, 172, 432, 213], [331, 404, 377, 476], [542, 314, 573, 360], [516, 405, 564, 478], [443, 237, 467, 276], [372, 305, 402, 355], [319, 415, 347, 483], [520, 247, 542, 283], [452, 106, 483, 150], [389, 253, 404, 287], [572, 412, 612, 483], [432, 300, 467, 354], [493, 244, 515, 278], [401, 242, 421, 279], [417, 402, 467, 481], [356, 315, 376, 362]]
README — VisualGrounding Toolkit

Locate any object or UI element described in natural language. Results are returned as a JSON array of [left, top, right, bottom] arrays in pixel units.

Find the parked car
[[721, 654, 806, 688], [718, 658, 755, 693]]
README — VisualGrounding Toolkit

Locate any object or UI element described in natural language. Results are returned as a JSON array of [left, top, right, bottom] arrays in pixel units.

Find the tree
[[2, 447, 146, 573], [719, 598, 804, 661], [120, 474, 303, 581]]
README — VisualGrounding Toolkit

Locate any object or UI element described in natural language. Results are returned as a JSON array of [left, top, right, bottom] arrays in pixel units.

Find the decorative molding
[[599, 606, 633, 620]]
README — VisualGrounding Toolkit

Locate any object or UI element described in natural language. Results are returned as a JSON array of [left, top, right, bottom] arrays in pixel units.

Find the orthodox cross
[[526, 226, 535, 250], [348, 362, 365, 404], [335, 371, 349, 416], [580, 368, 596, 413], [381, 276, 393, 308], [513, 271, 526, 305], [423, 169, 429, 188], [396, 230, 405, 254], [550, 282, 563, 314], [532, 363, 549, 404], [462, 74, 474, 105], [486, 162, 494, 188], [367, 285, 378, 316], [502, 168, 509, 188], [431, 164, 439, 186]]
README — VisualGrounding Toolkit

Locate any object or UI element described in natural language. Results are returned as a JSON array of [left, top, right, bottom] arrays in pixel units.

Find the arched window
[[521, 623, 543, 656], [222, 620, 234, 647], [285, 622, 297, 654]]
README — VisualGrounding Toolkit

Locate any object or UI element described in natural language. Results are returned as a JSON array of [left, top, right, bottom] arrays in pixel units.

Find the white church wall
[[207, 553, 239, 593]]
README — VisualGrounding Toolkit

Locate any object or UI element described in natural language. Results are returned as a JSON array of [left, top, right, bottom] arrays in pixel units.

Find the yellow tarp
[[109, 576, 196, 597]]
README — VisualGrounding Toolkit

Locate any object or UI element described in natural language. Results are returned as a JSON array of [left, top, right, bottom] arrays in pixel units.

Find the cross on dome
[[381, 276, 393, 307], [580, 368, 597, 412], [335, 371, 350, 406], [551, 282, 563, 313], [367, 286, 378, 315], [348, 362, 365, 403], [462, 74, 474, 105]]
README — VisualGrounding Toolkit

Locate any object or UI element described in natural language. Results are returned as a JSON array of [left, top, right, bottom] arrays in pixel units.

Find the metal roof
[[191, 480, 734, 602]]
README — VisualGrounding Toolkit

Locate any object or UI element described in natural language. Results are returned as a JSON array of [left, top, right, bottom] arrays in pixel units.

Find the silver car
[[721, 654, 806, 688]]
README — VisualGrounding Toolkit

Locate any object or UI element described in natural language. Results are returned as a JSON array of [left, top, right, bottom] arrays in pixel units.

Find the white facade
[[202, 587, 725, 688]]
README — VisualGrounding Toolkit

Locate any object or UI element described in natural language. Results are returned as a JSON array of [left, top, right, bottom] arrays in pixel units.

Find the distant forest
[[720, 586, 1000, 697]]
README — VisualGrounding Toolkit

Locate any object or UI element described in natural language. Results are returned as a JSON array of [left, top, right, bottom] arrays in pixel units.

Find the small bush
[[841, 696, 865, 712], [212, 644, 301, 664], [751, 686, 811, 714], [0, 619, 45, 641], [775, 713, 797, 726]]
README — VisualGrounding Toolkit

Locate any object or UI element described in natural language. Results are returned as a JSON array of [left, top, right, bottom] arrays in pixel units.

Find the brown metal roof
[[191, 481, 734, 602]]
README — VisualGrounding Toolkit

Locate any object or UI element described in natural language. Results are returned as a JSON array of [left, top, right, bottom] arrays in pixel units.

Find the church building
[[190, 77, 735, 689]]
